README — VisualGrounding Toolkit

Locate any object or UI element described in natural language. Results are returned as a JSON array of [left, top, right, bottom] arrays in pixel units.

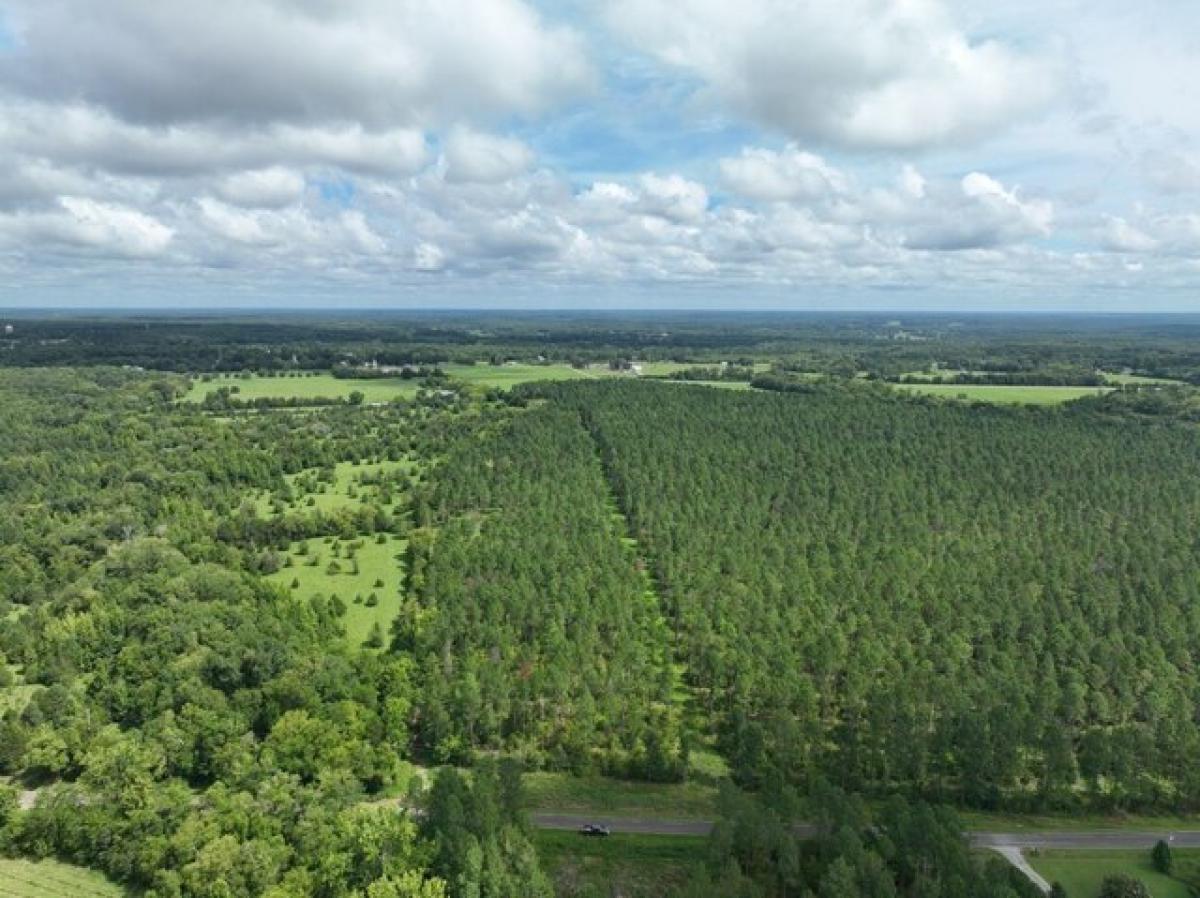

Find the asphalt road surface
[[531, 813, 1200, 850]]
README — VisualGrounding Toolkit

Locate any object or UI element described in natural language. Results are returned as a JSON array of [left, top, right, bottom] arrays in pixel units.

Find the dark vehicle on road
[[579, 824, 611, 837]]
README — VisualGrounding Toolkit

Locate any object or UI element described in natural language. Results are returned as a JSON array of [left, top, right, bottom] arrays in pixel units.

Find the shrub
[[1099, 874, 1151, 898], [1152, 838, 1172, 874]]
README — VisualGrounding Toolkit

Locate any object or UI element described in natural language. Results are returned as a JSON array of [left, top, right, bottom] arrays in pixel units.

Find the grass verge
[[0, 858, 128, 898], [534, 830, 707, 898], [1028, 848, 1197, 898], [523, 772, 718, 820]]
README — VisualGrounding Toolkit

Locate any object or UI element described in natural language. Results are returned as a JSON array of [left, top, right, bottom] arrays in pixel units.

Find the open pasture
[[442, 361, 695, 387], [254, 458, 414, 517], [184, 362, 701, 403], [896, 383, 1112, 405], [267, 534, 407, 648], [183, 372, 422, 404]]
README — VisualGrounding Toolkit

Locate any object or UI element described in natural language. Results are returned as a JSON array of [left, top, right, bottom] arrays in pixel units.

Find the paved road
[[532, 814, 1200, 895], [992, 847, 1052, 893], [532, 813, 718, 836], [971, 830, 1200, 849], [532, 812, 1200, 849]]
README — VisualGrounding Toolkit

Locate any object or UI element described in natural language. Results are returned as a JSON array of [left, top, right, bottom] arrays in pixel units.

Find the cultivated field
[[1029, 849, 1197, 897], [0, 859, 127, 898], [896, 383, 1112, 405], [267, 534, 407, 648]]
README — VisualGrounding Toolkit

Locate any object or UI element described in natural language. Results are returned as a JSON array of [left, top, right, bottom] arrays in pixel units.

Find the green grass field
[[267, 534, 406, 648], [897, 383, 1112, 405], [665, 379, 755, 391], [443, 361, 695, 387], [253, 459, 414, 517], [0, 858, 127, 898], [1029, 849, 1196, 898], [1103, 372, 1183, 385], [186, 363, 702, 403], [183, 373, 422, 404], [441, 363, 599, 387], [524, 772, 718, 820], [534, 830, 707, 898]]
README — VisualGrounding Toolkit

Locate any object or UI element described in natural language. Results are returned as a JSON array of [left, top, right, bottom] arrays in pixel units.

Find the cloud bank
[[0, 0, 1195, 306]]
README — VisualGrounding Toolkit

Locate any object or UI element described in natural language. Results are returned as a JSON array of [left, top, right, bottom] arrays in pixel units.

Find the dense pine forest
[[410, 404, 685, 778], [4, 316, 1200, 896], [529, 380, 1200, 809]]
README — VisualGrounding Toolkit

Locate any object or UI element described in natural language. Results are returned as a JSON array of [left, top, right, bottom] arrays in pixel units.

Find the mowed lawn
[[268, 534, 407, 648], [0, 858, 127, 898], [534, 830, 707, 898], [182, 373, 422, 404], [897, 383, 1112, 405], [1029, 849, 1196, 898]]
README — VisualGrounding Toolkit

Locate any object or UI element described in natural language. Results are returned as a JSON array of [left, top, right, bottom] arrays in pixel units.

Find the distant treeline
[[894, 371, 1107, 386], [7, 313, 1200, 381]]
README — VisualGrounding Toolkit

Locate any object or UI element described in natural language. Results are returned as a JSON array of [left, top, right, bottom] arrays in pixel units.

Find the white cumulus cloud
[[443, 128, 535, 184], [606, 0, 1066, 150]]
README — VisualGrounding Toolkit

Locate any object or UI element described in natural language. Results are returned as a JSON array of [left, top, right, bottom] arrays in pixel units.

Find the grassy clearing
[[443, 361, 694, 387], [0, 858, 128, 898], [442, 363, 600, 387], [1103, 372, 1183, 385], [524, 772, 718, 820], [1028, 849, 1195, 898], [534, 830, 707, 898], [665, 380, 754, 391], [184, 363, 699, 402], [253, 459, 414, 517], [182, 373, 422, 404], [266, 534, 406, 648], [896, 383, 1112, 405], [634, 362, 696, 377], [961, 809, 1200, 833], [0, 682, 37, 716]]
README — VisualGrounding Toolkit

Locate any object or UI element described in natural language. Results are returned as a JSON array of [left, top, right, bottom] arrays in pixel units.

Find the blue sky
[[0, 0, 1197, 310]]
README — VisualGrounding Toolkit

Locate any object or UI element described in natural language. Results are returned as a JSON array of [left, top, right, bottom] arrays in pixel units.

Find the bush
[[365, 623, 384, 648], [1099, 874, 1151, 898], [1152, 838, 1172, 874]]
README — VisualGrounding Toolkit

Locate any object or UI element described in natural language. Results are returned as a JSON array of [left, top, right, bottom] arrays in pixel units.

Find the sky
[[0, 0, 1198, 310]]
